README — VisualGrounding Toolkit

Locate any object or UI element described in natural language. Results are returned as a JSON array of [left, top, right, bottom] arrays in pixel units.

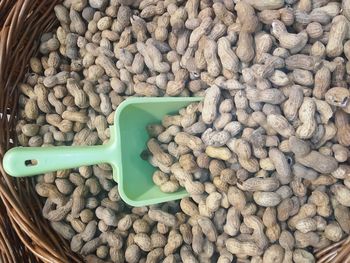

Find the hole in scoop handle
[[3, 144, 111, 177]]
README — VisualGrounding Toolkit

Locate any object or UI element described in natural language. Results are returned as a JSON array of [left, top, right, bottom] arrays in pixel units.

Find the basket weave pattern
[[0, 1, 349, 262], [0, 1, 81, 262]]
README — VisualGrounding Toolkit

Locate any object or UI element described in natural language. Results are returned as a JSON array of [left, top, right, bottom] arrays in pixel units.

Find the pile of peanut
[[16, 0, 350, 262]]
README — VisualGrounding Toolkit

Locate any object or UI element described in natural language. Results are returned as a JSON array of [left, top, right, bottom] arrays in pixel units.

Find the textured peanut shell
[[335, 110, 350, 146], [283, 85, 303, 121], [325, 87, 350, 107], [239, 177, 280, 192], [326, 15, 348, 57], [267, 114, 295, 138], [226, 238, 263, 257], [198, 216, 218, 242], [324, 223, 343, 242], [134, 233, 152, 252], [285, 54, 317, 71], [295, 218, 317, 233], [296, 150, 338, 174], [205, 146, 232, 161], [245, 0, 284, 11], [236, 31, 255, 63], [331, 184, 350, 207], [262, 244, 284, 263], [148, 209, 177, 227], [202, 85, 221, 124], [269, 148, 292, 184], [217, 37, 240, 73], [253, 192, 282, 207], [296, 97, 317, 139], [235, 1, 259, 33]]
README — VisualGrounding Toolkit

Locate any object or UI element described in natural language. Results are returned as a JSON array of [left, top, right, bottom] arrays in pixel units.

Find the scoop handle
[[3, 144, 112, 177]]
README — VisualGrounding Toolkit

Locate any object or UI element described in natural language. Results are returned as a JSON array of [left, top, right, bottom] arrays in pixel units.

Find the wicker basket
[[0, 1, 349, 262], [0, 1, 81, 262]]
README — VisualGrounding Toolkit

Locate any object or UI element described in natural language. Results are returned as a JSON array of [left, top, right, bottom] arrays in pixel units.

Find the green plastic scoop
[[3, 97, 202, 207]]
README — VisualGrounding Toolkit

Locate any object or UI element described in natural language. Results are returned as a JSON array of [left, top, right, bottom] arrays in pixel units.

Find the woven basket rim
[[0, 1, 349, 262], [0, 0, 81, 262]]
